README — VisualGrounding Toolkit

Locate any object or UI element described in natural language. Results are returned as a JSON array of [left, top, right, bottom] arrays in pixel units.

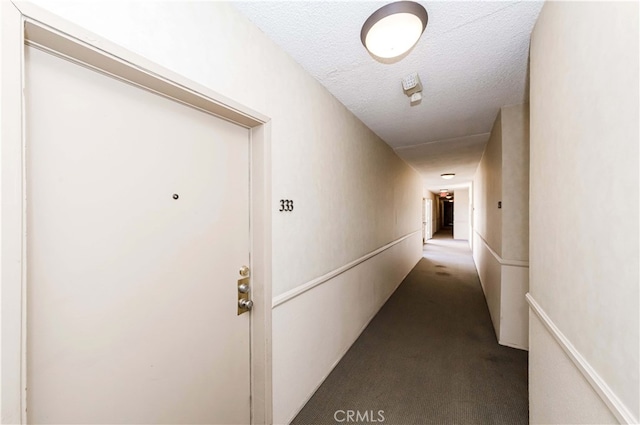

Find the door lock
[[237, 275, 252, 315], [238, 299, 254, 310]]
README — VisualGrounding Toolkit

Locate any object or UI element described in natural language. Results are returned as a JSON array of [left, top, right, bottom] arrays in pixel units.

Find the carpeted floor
[[291, 229, 528, 425]]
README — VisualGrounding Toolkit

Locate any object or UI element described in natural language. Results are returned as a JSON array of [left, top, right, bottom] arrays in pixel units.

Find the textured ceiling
[[232, 1, 543, 192]]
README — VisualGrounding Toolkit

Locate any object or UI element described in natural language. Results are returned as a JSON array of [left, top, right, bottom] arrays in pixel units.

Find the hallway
[[292, 230, 528, 424]]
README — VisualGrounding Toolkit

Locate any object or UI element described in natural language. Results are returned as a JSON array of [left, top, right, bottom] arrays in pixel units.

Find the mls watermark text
[[334, 409, 385, 423]]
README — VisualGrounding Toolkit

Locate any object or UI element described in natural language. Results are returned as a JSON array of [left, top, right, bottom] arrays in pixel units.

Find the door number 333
[[279, 199, 294, 212]]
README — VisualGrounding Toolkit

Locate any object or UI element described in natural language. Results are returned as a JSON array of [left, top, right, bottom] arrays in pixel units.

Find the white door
[[25, 46, 251, 424], [423, 198, 433, 242], [422, 198, 426, 243], [425, 199, 433, 241]]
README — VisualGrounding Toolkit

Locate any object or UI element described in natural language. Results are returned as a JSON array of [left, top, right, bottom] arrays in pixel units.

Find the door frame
[[0, 2, 273, 423], [425, 198, 433, 241]]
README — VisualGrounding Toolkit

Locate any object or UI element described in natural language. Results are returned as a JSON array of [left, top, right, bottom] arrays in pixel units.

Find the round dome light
[[361, 2, 428, 60], [441, 173, 455, 180]]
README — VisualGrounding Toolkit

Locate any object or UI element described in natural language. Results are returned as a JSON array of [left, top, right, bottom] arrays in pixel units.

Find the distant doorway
[[423, 198, 433, 243], [443, 200, 454, 228]]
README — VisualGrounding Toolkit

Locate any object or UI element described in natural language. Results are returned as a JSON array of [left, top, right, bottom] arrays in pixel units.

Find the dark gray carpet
[[291, 229, 528, 425]]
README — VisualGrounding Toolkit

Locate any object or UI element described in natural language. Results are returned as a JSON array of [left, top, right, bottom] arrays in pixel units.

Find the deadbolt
[[238, 283, 250, 294], [238, 299, 254, 310], [239, 265, 250, 277]]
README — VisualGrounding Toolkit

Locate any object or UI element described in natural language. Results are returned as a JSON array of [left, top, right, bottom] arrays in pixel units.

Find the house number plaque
[[279, 199, 294, 212]]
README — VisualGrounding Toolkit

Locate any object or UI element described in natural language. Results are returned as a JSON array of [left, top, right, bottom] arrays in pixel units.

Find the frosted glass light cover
[[365, 13, 424, 59], [361, 2, 428, 61]]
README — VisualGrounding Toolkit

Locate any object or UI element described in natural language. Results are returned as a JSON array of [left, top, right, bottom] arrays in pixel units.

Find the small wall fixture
[[361, 1, 428, 61], [441, 173, 455, 180]]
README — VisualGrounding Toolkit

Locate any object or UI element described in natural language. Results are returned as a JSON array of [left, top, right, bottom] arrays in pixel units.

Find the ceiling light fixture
[[441, 173, 455, 180], [361, 1, 428, 60]]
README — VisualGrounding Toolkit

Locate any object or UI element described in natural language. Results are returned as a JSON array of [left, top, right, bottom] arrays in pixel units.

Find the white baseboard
[[499, 340, 528, 350]]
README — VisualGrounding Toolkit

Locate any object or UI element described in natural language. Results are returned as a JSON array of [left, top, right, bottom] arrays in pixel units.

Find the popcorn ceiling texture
[[233, 1, 543, 191]]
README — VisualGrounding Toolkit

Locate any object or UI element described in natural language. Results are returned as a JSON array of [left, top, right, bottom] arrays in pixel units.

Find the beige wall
[[529, 314, 618, 425], [472, 104, 529, 350], [453, 188, 470, 240], [473, 231, 501, 337], [23, 1, 424, 423], [530, 1, 639, 422], [501, 104, 529, 261], [474, 105, 529, 260], [474, 112, 502, 255]]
